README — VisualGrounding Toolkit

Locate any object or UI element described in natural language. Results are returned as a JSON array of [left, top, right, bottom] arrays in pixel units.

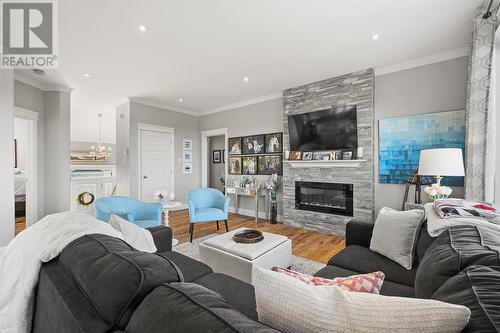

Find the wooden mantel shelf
[[283, 159, 367, 168]]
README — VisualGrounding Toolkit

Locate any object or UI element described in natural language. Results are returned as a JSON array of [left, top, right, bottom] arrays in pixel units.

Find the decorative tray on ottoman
[[233, 229, 264, 243]]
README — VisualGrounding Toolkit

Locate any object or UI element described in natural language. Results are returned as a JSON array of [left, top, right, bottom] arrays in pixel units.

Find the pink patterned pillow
[[271, 267, 385, 294]]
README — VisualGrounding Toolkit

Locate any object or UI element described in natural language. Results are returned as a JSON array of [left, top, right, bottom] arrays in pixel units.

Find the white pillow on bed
[[108, 214, 157, 253]]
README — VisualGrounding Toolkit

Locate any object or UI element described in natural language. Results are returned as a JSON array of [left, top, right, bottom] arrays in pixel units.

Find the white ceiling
[[17, 0, 481, 118]]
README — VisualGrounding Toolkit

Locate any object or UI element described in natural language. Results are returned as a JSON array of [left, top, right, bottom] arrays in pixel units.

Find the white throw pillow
[[369, 207, 425, 269], [253, 268, 470, 333], [108, 214, 157, 253]]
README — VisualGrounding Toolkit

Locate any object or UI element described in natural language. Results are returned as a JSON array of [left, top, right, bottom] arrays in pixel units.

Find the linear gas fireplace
[[295, 181, 353, 216]]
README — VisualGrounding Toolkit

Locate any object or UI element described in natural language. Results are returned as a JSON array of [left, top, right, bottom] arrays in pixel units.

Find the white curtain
[[465, 10, 498, 203]]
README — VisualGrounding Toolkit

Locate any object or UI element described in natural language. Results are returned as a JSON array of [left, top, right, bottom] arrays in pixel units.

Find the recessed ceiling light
[[33, 68, 45, 75], [243, 77, 249, 83], [83, 73, 90, 77], [139, 25, 147, 32], [179, 98, 183, 103], [371, 34, 379, 41]]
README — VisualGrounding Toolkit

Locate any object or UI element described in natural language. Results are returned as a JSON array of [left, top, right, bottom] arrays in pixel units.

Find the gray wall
[[115, 103, 130, 196], [43, 91, 71, 214], [200, 98, 284, 217], [374, 57, 468, 212], [0, 70, 15, 246], [128, 102, 201, 204], [208, 135, 225, 192]]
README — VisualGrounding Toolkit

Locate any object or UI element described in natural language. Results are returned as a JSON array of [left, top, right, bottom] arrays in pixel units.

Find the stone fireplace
[[282, 68, 375, 236]]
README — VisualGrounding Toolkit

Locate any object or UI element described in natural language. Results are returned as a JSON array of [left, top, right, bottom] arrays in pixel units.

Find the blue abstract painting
[[379, 110, 465, 186]]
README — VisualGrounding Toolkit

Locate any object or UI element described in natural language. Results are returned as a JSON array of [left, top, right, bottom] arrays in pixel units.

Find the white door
[[140, 130, 173, 202]]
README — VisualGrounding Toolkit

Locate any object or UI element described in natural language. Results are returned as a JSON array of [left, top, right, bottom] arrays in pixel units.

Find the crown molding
[[374, 47, 470, 76], [128, 97, 199, 116], [14, 72, 73, 93], [200, 92, 283, 116]]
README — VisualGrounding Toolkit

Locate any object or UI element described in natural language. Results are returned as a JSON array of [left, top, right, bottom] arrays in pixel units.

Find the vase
[[169, 192, 175, 202], [270, 196, 278, 224]]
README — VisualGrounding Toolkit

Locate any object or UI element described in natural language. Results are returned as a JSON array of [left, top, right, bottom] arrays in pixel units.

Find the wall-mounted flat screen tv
[[288, 106, 357, 151]]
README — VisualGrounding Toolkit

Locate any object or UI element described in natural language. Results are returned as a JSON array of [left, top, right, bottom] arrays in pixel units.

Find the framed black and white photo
[[212, 150, 221, 163], [182, 163, 192, 174], [223, 149, 225, 163], [242, 156, 258, 175], [228, 157, 241, 174], [341, 149, 354, 160], [265, 132, 283, 153], [258, 155, 283, 175], [242, 135, 265, 154], [229, 137, 242, 155], [302, 151, 313, 161], [313, 151, 330, 160], [183, 138, 193, 151]]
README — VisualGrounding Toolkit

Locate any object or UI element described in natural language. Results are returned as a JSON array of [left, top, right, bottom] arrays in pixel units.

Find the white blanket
[[0, 211, 123, 333], [425, 203, 500, 237]]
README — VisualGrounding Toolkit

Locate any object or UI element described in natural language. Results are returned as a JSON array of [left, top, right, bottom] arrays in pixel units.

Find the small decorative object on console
[[153, 189, 169, 203], [233, 229, 264, 243], [302, 152, 313, 160]]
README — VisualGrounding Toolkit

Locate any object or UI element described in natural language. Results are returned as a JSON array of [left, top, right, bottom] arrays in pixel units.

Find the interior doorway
[[201, 128, 228, 193], [13, 108, 39, 234], [138, 124, 175, 202]]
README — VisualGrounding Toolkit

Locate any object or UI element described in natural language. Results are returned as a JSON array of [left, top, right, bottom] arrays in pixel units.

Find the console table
[[226, 187, 269, 223]]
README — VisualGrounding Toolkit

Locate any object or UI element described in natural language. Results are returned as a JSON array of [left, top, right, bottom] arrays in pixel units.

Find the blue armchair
[[188, 188, 230, 242], [94, 196, 162, 229]]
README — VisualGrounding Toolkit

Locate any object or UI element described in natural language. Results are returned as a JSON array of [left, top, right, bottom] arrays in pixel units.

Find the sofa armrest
[[345, 219, 374, 248], [147, 226, 173, 252]]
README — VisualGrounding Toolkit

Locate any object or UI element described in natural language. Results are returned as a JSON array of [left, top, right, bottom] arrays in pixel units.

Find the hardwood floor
[[15, 216, 26, 236], [13, 209, 346, 264], [169, 210, 345, 264]]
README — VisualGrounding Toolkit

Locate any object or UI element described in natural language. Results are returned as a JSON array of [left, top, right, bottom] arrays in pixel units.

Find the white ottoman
[[199, 227, 292, 285]]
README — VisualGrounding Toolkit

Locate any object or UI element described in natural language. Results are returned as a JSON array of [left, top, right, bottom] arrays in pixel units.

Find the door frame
[[201, 128, 228, 188], [137, 123, 175, 201], [14, 107, 39, 227]]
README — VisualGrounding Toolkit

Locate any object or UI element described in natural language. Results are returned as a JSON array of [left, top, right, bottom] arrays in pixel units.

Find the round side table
[[162, 201, 182, 247]]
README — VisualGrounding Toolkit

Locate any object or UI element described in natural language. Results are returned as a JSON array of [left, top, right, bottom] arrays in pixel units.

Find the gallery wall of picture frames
[[228, 132, 283, 175]]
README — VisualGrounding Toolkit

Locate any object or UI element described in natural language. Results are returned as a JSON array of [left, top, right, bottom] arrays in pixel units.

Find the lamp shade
[[417, 148, 465, 176]]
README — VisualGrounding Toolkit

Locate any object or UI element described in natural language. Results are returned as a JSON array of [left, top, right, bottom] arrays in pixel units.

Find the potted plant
[[266, 174, 282, 224]]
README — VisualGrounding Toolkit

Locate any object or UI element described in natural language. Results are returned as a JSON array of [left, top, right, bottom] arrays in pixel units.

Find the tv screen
[[288, 106, 357, 151]]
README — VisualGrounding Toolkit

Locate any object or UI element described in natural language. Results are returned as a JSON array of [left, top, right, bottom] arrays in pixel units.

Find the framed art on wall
[[378, 110, 465, 186], [242, 135, 265, 154], [223, 149, 225, 163], [183, 150, 192, 162], [229, 137, 242, 155], [258, 155, 283, 175], [265, 132, 283, 153], [228, 157, 242, 174], [213, 150, 221, 163], [242, 156, 258, 175], [183, 163, 192, 174], [183, 138, 193, 151]]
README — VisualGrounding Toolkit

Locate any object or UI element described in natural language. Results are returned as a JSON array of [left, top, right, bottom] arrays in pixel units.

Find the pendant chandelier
[[89, 113, 111, 160]]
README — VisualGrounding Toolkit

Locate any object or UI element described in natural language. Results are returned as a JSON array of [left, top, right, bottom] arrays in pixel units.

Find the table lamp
[[418, 148, 465, 185]]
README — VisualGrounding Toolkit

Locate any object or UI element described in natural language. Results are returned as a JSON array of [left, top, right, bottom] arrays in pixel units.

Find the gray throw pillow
[[370, 207, 425, 270]]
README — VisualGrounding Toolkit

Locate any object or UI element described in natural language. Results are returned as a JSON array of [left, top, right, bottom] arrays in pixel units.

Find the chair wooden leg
[[216, 220, 219, 231], [189, 223, 194, 243], [224, 219, 229, 232]]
